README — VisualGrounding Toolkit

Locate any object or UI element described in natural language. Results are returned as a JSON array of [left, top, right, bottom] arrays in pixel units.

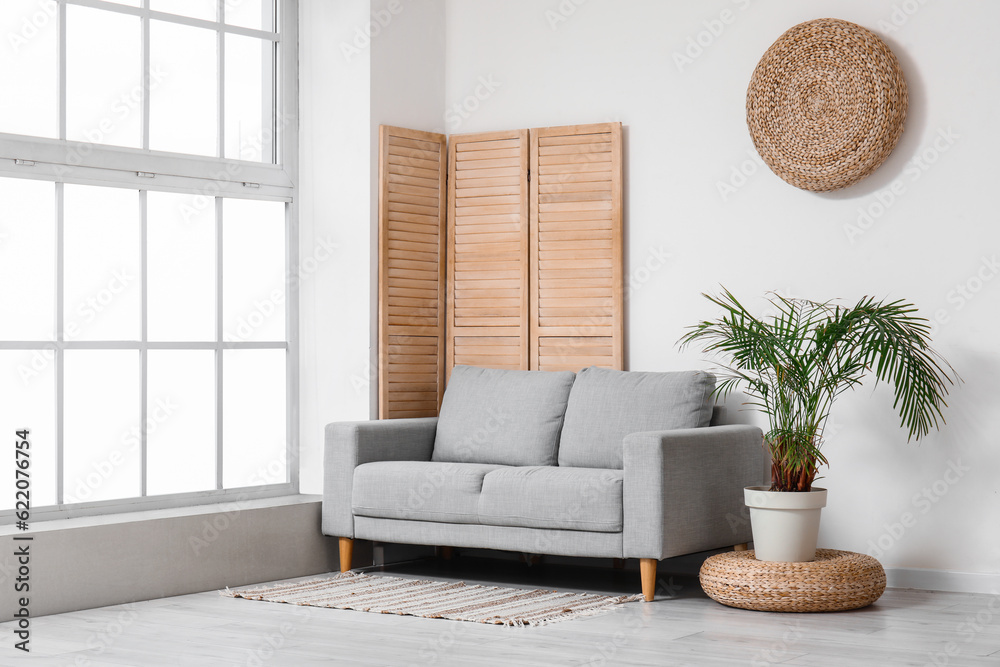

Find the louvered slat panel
[[453, 336, 522, 370], [446, 130, 529, 379], [537, 336, 616, 372], [379, 126, 446, 418], [530, 123, 623, 372]]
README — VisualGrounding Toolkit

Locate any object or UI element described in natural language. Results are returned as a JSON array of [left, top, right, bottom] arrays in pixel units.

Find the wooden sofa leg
[[339, 537, 353, 573], [612, 558, 625, 570], [734, 543, 749, 552], [640, 559, 657, 602], [440, 546, 453, 560]]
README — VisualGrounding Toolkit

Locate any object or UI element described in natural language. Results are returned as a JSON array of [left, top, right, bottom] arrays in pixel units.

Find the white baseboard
[[886, 567, 1000, 594]]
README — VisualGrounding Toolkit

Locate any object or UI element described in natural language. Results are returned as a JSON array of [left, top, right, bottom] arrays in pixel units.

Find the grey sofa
[[323, 365, 767, 600]]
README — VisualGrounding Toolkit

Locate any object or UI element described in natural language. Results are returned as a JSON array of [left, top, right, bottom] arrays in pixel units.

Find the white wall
[[299, 0, 372, 495], [298, 0, 445, 495], [300, 0, 1000, 586], [440, 0, 1000, 584]]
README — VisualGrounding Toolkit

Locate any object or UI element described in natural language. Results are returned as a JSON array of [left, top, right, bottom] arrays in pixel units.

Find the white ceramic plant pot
[[744, 486, 828, 562]]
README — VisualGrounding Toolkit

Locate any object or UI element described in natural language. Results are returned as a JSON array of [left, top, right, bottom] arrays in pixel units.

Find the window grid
[[58, 2, 67, 143], [139, 189, 148, 497], [141, 1, 151, 152], [59, 0, 282, 163], [0, 186, 292, 516], [67, 0, 280, 43], [0, 0, 289, 196], [55, 182, 66, 504], [0, 0, 298, 521], [216, 0, 226, 161], [215, 195, 225, 492]]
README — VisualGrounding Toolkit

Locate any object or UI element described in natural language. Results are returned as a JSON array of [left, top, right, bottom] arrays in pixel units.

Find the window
[[0, 0, 298, 519]]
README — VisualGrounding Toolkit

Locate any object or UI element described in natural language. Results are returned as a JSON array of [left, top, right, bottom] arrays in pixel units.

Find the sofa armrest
[[322, 417, 438, 538], [622, 425, 767, 560]]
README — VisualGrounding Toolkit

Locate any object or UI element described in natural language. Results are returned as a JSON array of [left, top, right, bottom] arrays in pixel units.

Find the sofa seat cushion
[[352, 461, 503, 524], [478, 466, 623, 533], [558, 367, 716, 469], [432, 365, 576, 467]]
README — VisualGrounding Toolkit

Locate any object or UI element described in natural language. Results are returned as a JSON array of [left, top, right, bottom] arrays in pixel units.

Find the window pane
[[0, 178, 55, 340], [66, 6, 141, 148], [64, 350, 140, 503], [0, 351, 56, 509], [0, 1, 58, 137], [147, 350, 215, 495], [223, 349, 285, 488], [151, 0, 217, 22], [64, 185, 140, 341], [222, 199, 284, 342], [226, 0, 274, 31], [150, 20, 217, 156], [225, 35, 274, 163], [147, 192, 216, 341]]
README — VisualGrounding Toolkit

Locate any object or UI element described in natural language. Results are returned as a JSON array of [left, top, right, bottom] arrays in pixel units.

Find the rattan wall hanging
[[746, 18, 908, 192]]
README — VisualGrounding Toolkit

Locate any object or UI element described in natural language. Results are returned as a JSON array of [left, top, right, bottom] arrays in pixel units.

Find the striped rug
[[225, 571, 642, 627]]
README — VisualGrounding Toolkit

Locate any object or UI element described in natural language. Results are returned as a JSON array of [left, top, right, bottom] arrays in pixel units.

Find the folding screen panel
[[445, 130, 530, 377], [377, 126, 447, 418], [378, 122, 622, 418], [529, 122, 623, 372]]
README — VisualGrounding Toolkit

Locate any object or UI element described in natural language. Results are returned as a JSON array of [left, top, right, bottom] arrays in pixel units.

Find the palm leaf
[[679, 289, 959, 491]]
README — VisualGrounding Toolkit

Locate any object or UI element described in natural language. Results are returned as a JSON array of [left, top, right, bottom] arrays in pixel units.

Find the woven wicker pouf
[[699, 549, 886, 612]]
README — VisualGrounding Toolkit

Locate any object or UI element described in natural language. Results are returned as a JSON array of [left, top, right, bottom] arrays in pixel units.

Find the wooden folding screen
[[445, 130, 530, 378], [377, 126, 447, 419], [529, 123, 623, 372], [378, 122, 622, 418]]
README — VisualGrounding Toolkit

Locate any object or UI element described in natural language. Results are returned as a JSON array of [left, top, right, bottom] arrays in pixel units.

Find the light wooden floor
[[2, 554, 998, 666]]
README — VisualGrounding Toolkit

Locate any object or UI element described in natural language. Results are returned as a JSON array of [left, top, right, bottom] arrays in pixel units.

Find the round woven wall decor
[[746, 18, 908, 192]]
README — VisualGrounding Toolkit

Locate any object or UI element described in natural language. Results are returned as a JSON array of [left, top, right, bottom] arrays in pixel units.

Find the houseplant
[[680, 289, 958, 561]]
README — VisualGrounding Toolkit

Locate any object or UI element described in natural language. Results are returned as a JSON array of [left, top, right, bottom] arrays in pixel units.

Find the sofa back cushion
[[557, 367, 716, 469], [432, 366, 576, 466]]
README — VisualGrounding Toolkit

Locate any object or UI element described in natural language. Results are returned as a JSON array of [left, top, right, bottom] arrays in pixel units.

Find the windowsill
[[0, 493, 321, 536]]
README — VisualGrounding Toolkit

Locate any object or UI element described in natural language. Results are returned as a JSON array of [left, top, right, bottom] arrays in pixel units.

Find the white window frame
[[0, 0, 300, 521]]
